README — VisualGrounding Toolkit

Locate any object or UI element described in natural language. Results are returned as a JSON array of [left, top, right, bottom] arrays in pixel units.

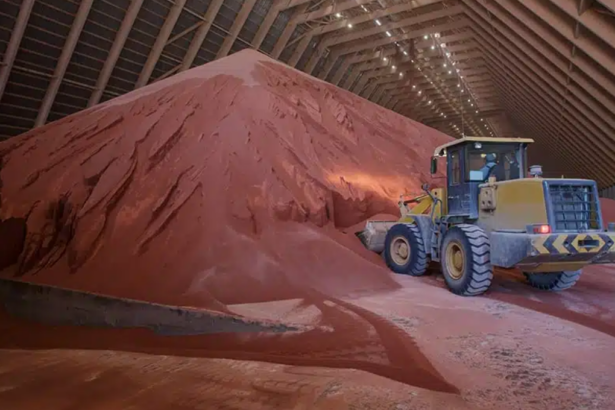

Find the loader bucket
[[356, 221, 397, 253]]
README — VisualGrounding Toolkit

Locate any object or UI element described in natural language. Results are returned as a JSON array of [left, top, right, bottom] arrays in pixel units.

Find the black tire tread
[[524, 270, 582, 291], [443, 224, 493, 296], [384, 223, 428, 277]]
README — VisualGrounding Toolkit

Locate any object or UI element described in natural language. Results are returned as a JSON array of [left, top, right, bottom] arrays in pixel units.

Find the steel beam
[[488, 67, 594, 179], [301, 0, 444, 38], [271, 4, 309, 59], [288, 34, 313, 67], [413, 31, 475, 49], [549, 0, 612, 45], [330, 56, 353, 85], [180, 0, 223, 72], [136, 0, 187, 88], [89, 0, 144, 107], [216, 0, 257, 58], [466, 18, 612, 165], [295, 0, 375, 23], [468, 17, 612, 181], [306, 10, 467, 74], [166, 21, 203, 46], [516, 0, 615, 86], [328, 6, 465, 48], [252, 3, 283, 49], [0, 0, 35, 104], [334, 19, 469, 57], [462, 1, 615, 141], [35, 0, 93, 127], [278, 0, 313, 9]]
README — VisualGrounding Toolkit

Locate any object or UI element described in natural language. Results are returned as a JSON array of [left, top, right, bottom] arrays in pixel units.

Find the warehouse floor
[[1, 265, 614, 410]]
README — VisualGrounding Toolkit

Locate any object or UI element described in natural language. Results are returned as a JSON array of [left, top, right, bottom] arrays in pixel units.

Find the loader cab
[[431, 137, 533, 218]]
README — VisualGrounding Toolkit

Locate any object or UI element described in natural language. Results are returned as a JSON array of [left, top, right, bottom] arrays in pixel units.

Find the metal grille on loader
[[547, 182, 601, 232]]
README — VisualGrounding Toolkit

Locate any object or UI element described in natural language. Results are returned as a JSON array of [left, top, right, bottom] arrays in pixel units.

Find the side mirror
[[430, 156, 438, 174]]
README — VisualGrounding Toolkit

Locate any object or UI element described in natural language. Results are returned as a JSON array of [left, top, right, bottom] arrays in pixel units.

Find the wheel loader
[[358, 137, 615, 296]]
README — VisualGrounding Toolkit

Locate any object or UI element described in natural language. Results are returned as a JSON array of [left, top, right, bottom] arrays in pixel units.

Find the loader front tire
[[441, 225, 493, 296], [384, 223, 428, 276], [523, 270, 582, 291]]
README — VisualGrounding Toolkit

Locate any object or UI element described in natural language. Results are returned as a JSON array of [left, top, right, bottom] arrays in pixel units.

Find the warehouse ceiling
[[0, 0, 614, 189]]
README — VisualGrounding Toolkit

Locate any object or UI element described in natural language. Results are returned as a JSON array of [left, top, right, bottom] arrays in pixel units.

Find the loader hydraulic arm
[[422, 183, 444, 222]]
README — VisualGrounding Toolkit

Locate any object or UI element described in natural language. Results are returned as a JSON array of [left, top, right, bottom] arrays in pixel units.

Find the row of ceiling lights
[[333, 6, 495, 138], [423, 33, 495, 137]]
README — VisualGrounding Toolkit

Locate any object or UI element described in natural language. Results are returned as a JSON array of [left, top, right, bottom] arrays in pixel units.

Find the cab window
[[450, 152, 460, 185], [466, 143, 521, 182]]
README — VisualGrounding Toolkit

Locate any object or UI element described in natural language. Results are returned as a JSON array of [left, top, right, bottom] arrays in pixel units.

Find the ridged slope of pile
[[0, 50, 451, 307]]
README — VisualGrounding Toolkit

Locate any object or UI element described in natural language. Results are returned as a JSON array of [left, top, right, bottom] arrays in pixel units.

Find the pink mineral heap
[[0, 50, 457, 393], [0, 49, 451, 307]]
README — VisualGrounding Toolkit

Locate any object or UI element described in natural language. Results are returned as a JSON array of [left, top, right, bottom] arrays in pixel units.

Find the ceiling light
[[424, 35, 429, 40], [481, 118, 484, 121], [361, 5, 368, 11], [446, 52, 451, 57], [403, 51, 408, 55], [335, 12, 341, 18], [428, 100, 432, 104], [399, 72, 403, 77], [375, 19, 381, 25], [347, 23, 353, 28], [440, 43, 446, 48], [475, 110, 479, 113], [431, 45, 435, 50], [386, 31, 392, 37], [443, 63, 447, 67], [456, 69, 460, 73], [383, 57, 388, 62], [471, 103, 474, 107], [457, 84, 460, 87], [448, 70, 452, 74], [461, 89, 464, 93], [468, 99, 471, 102]]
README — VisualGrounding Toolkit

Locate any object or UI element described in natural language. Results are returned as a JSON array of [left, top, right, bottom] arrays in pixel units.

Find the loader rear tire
[[384, 223, 428, 276], [523, 270, 582, 291], [441, 225, 493, 296]]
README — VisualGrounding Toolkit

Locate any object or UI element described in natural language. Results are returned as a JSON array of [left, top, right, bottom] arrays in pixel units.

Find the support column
[[331, 57, 352, 86], [36, 0, 94, 127], [180, 0, 224, 72], [89, 0, 144, 107], [0, 0, 35, 103], [216, 0, 257, 58], [288, 34, 312, 67], [270, 4, 309, 59], [317, 52, 337, 79], [136, 0, 187, 88]]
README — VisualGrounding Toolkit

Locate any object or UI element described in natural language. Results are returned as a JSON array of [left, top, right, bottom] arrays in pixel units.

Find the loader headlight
[[474, 142, 482, 149]]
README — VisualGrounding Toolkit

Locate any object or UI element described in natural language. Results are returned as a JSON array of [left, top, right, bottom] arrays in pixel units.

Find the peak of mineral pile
[[0, 50, 451, 307]]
